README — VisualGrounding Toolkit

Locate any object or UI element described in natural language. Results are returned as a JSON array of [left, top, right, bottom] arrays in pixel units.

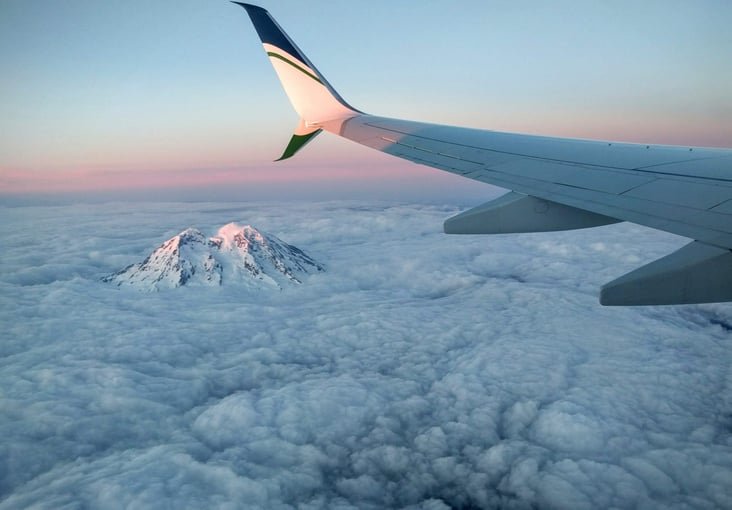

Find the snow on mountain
[[103, 223, 323, 290]]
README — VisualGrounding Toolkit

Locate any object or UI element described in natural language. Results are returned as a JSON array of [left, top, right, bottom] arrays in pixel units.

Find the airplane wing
[[233, 2, 732, 306]]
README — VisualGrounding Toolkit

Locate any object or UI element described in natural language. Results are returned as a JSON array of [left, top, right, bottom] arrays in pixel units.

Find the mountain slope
[[103, 223, 323, 290]]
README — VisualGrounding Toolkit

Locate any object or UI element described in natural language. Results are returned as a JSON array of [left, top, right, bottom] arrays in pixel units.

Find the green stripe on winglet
[[276, 129, 323, 161], [267, 51, 322, 84]]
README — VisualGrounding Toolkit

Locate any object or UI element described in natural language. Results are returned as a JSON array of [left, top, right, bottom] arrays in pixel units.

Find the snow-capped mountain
[[103, 223, 324, 290]]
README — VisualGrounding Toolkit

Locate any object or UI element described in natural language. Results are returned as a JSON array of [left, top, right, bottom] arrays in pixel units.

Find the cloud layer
[[1, 200, 731, 509]]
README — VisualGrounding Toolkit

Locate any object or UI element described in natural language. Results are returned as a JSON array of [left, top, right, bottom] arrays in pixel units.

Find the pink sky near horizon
[[2, 111, 729, 195], [0, 161, 428, 194]]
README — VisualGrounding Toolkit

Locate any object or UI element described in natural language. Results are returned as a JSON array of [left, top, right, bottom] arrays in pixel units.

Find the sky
[[1, 0, 731, 199], [1, 200, 731, 508]]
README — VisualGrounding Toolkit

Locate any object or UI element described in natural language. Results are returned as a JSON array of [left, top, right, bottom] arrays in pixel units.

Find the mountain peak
[[103, 224, 323, 291], [213, 223, 265, 250]]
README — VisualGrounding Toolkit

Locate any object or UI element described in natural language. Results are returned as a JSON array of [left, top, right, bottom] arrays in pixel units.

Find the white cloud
[[1, 200, 731, 509]]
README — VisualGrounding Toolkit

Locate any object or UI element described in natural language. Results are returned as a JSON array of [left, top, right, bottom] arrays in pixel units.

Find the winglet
[[232, 3, 309, 67], [276, 119, 322, 161], [233, 2, 360, 127]]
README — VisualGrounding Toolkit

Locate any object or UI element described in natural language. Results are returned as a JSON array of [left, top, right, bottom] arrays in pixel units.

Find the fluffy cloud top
[[1, 200, 731, 509]]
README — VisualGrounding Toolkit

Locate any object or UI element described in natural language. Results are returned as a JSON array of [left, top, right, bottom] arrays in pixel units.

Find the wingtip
[[230, 2, 267, 13]]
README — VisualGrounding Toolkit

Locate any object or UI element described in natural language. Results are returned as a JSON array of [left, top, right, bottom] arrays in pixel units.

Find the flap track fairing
[[444, 192, 620, 235]]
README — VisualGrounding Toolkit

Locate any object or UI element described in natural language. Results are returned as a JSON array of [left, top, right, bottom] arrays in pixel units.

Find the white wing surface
[[234, 3, 732, 306]]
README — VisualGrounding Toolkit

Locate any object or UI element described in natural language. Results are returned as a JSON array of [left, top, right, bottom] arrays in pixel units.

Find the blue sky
[[0, 0, 730, 198]]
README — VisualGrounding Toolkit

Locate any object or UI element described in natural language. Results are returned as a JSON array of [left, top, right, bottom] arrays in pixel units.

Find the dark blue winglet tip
[[231, 1, 309, 67], [230, 2, 266, 14]]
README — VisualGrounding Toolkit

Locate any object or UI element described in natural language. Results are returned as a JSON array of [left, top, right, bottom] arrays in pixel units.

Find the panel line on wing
[[366, 122, 633, 171], [636, 154, 732, 170], [365, 122, 732, 184], [382, 137, 485, 166]]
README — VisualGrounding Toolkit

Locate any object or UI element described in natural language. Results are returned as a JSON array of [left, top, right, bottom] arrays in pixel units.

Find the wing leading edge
[[233, 3, 732, 306]]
